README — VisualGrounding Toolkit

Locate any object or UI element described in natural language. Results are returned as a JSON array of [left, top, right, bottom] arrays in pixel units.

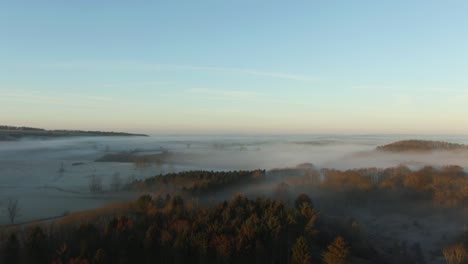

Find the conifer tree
[[322, 236, 350, 264], [291, 236, 311, 264]]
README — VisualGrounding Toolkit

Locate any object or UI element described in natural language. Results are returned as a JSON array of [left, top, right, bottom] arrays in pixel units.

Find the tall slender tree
[[322, 236, 350, 264], [291, 236, 311, 264]]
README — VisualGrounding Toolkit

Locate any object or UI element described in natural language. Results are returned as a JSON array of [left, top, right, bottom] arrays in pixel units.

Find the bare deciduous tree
[[58, 162, 65, 173], [110, 172, 122, 191], [89, 174, 103, 193], [7, 198, 20, 224]]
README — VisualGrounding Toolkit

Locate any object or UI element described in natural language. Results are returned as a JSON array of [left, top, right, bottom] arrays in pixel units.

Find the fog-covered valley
[[1, 134, 468, 226], [0, 135, 467, 264]]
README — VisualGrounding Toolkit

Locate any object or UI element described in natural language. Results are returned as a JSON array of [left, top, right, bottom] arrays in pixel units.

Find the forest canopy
[[376, 140, 468, 152]]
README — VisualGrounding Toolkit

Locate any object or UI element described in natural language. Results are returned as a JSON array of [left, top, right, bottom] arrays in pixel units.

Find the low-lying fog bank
[[1, 134, 468, 225]]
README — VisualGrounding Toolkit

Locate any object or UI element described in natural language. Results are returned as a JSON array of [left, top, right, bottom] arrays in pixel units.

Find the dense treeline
[[1, 194, 383, 264], [1, 166, 466, 263], [0, 125, 147, 141], [96, 152, 171, 164], [0, 126, 46, 131], [319, 165, 468, 207], [376, 140, 468, 152], [128, 170, 266, 196], [127, 165, 468, 208]]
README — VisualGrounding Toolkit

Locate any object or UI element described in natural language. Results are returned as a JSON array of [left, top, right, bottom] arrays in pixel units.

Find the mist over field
[[1, 134, 468, 225]]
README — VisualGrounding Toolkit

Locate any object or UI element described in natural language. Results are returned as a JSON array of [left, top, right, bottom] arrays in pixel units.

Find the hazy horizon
[[5, 124, 468, 137]]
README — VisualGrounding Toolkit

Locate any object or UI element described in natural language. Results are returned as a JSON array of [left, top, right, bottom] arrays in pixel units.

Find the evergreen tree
[[291, 236, 311, 264], [93, 248, 108, 264], [3, 233, 20, 264], [25, 226, 48, 264], [322, 236, 350, 264]]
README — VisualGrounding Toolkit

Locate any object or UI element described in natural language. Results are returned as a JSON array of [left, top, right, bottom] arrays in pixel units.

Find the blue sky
[[1, 1, 468, 134]]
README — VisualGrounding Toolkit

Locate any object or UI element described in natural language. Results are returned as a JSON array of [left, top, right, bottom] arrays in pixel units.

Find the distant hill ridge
[[0, 125, 148, 141], [377, 139, 468, 152]]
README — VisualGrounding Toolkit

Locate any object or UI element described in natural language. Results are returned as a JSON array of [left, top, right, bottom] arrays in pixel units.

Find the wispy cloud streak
[[0, 90, 118, 108], [187, 88, 264, 99], [39, 61, 317, 82]]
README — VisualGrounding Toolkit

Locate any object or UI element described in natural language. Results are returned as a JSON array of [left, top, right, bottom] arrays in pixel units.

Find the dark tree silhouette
[[7, 198, 20, 224], [291, 236, 311, 264], [2, 233, 20, 264], [295, 193, 314, 209], [25, 226, 48, 264], [322, 236, 350, 264]]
